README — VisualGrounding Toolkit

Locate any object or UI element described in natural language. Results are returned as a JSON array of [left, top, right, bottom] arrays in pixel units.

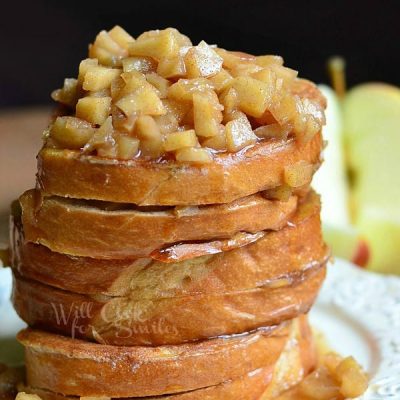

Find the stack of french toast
[[10, 26, 330, 399]]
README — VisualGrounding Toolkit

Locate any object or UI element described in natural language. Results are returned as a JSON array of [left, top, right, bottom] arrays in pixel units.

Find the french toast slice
[[11, 191, 327, 297], [12, 265, 325, 346], [20, 316, 315, 400], [37, 130, 323, 206], [17, 322, 292, 398], [19, 189, 298, 259]]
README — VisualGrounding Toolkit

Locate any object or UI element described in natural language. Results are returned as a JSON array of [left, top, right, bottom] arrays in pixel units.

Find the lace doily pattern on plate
[[318, 261, 400, 399]]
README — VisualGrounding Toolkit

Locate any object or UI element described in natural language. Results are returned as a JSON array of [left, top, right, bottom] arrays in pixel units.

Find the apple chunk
[[193, 90, 223, 137], [76, 96, 112, 125], [232, 76, 271, 118]]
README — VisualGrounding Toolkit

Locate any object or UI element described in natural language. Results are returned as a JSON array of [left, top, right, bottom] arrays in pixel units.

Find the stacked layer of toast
[[10, 27, 328, 399]]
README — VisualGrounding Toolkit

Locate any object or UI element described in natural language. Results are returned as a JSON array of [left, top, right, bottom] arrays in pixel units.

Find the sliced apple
[[343, 83, 400, 273]]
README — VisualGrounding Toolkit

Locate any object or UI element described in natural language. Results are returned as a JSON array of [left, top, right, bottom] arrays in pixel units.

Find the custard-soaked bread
[[12, 191, 327, 297], [38, 130, 322, 205], [19, 189, 298, 259], [17, 322, 290, 397], [12, 264, 325, 346], [18, 316, 315, 399]]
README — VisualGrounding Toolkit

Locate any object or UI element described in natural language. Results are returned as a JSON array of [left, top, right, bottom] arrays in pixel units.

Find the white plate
[[1, 259, 399, 398]]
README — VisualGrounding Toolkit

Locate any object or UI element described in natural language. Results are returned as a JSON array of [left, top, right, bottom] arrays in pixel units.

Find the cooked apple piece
[[271, 64, 298, 85], [145, 72, 171, 98], [116, 71, 148, 98], [137, 28, 191, 46], [293, 97, 325, 142], [122, 57, 157, 74], [193, 90, 223, 137], [51, 78, 79, 107], [116, 85, 166, 116], [184, 41, 223, 78], [129, 28, 180, 60], [209, 69, 233, 93], [116, 134, 140, 159], [263, 184, 292, 202], [230, 63, 263, 77], [82, 66, 121, 91], [270, 93, 298, 126], [225, 114, 257, 152], [157, 56, 186, 79], [83, 116, 114, 153], [94, 30, 127, 55], [154, 113, 179, 135], [215, 48, 256, 69], [16, 393, 41, 400], [299, 367, 340, 400], [50, 116, 94, 149], [164, 129, 199, 151], [89, 30, 127, 67], [108, 25, 135, 49], [135, 115, 163, 157], [254, 123, 292, 139], [110, 76, 126, 100], [113, 111, 137, 134], [78, 58, 98, 82], [232, 76, 271, 118], [162, 98, 190, 123], [284, 160, 314, 188], [89, 45, 122, 67], [175, 146, 212, 163], [202, 132, 227, 151], [255, 55, 283, 67], [169, 28, 193, 47], [76, 96, 111, 125], [335, 357, 368, 398], [168, 78, 214, 102], [220, 87, 239, 122]]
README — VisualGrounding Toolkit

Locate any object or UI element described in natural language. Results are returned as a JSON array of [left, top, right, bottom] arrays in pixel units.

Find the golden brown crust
[[37, 132, 323, 206], [20, 189, 297, 259], [21, 316, 315, 400], [18, 316, 315, 400], [22, 366, 273, 400], [12, 265, 325, 346], [18, 323, 291, 397], [11, 191, 326, 297]]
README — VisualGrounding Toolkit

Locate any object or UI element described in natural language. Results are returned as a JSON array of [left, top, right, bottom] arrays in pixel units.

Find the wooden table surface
[[0, 107, 51, 245]]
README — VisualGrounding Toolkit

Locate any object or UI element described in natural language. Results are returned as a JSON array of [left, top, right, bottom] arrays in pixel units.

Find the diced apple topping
[[76, 96, 112, 125], [193, 90, 223, 137], [184, 41, 223, 78], [164, 130, 199, 152], [50, 116, 95, 149], [175, 147, 212, 163], [83, 66, 121, 91], [48, 26, 325, 162], [225, 114, 257, 152], [284, 160, 314, 188], [123, 57, 157, 74], [51, 78, 79, 108]]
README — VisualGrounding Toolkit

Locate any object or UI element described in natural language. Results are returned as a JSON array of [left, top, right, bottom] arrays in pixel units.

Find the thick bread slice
[[17, 322, 291, 398], [20, 189, 297, 259], [20, 316, 316, 400], [37, 132, 323, 206], [12, 265, 325, 346], [12, 191, 327, 297]]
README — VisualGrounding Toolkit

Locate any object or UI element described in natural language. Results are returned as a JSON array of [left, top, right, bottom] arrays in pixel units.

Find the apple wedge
[[343, 83, 400, 273]]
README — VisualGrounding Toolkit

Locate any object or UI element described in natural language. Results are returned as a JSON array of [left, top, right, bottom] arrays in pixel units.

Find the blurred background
[[1, 0, 400, 107], [1, 0, 399, 273]]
